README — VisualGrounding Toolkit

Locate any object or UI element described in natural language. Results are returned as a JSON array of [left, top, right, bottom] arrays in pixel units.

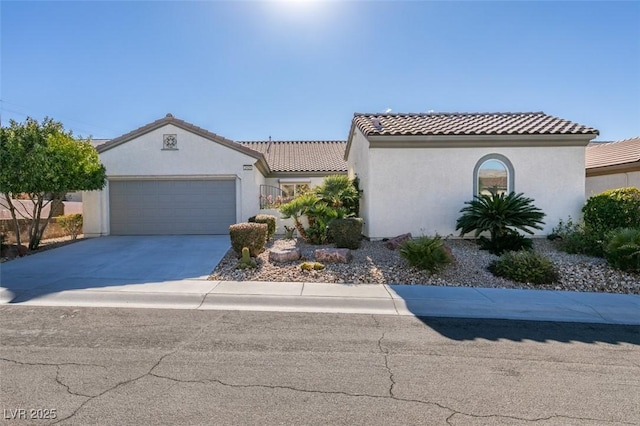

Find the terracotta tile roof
[[240, 140, 347, 173], [586, 137, 640, 169], [352, 112, 599, 136], [90, 138, 110, 149]]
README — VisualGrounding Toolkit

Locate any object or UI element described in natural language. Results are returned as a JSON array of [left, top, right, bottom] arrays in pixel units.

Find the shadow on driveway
[[418, 317, 640, 345], [0, 235, 230, 303]]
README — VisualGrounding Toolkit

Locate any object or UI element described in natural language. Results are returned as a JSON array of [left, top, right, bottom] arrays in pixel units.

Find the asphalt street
[[1, 306, 639, 425]]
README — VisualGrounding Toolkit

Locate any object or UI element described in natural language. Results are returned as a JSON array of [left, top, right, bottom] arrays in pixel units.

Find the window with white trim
[[280, 182, 310, 198]]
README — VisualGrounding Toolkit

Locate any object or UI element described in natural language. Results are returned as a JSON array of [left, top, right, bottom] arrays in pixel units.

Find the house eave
[[343, 121, 358, 161], [267, 170, 347, 179], [586, 161, 640, 177], [367, 133, 596, 148], [96, 114, 271, 175]]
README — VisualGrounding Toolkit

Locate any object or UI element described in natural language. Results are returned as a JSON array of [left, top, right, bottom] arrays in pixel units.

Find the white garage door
[[109, 179, 236, 235]]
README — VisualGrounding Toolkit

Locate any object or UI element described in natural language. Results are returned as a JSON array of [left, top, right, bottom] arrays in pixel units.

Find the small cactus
[[237, 246, 257, 269], [300, 261, 325, 271]]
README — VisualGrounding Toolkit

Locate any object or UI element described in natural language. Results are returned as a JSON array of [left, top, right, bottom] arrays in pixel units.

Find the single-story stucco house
[[585, 137, 640, 197], [344, 112, 598, 239], [83, 111, 599, 239], [83, 114, 346, 237]]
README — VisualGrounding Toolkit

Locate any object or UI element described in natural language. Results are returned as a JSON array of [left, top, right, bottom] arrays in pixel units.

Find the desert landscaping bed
[[210, 238, 640, 294]]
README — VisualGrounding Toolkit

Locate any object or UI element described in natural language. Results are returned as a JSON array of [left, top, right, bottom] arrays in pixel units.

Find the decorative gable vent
[[163, 134, 178, 150]]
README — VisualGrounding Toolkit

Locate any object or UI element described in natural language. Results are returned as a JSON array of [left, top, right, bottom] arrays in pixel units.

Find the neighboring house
[[344, 112, 599, 239], [83, 111, 599, 239], [239, 139, 347, 209], [585, 137, 640, 197], [83, 114, 346, 236]]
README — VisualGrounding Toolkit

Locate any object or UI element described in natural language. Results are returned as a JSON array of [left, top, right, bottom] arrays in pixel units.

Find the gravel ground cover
[[210, 238, 640, 294]]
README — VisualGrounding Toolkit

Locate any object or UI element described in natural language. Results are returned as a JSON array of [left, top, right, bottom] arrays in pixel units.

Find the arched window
[[473, 154, 514, 196]]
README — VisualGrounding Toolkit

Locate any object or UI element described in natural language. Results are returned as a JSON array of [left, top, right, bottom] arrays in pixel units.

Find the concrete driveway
[[0, 236, 230, 303]]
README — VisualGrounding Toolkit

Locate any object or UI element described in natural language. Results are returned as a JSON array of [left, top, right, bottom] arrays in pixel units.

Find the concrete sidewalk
[[1, 280, 639, 325]]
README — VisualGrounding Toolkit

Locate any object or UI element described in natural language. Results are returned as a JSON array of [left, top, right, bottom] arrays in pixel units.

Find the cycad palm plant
[[456, 192, 545, 254]]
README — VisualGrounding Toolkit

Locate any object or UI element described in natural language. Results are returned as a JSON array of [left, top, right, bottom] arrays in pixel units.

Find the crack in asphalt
[[54, 366, 95, 399], [445, 411, 637, 425], [0, 357, 104, 369], [47, 312, 228, 425], [147, 371, 625, 425], [4, 311, 631, 426], [371, 315, 396, 397], [0, 357, 103, 405]]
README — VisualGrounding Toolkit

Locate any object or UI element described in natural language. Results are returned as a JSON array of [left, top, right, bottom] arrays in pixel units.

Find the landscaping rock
[[385, 233, 412, 250], [269, 247, 301, 263], [315, 248, 352, 264], [210, 238, 640, 293]]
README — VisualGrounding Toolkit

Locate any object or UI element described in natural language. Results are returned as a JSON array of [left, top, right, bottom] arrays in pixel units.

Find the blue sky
[[2, 1, 639, 142]]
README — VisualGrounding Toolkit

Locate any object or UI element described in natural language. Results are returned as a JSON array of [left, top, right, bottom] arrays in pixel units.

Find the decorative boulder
[[315, 248, 352, 264], [269, 247, 301, 263], [385, 233, 412, 250]]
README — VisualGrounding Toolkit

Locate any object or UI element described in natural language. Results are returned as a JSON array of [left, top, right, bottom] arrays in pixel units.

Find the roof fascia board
[[267, 171, 347, 178], [586, 162, 640, 177], [343, 121, 358, 161], [367, 133, 596, 148], [96, 116, 272, 175]]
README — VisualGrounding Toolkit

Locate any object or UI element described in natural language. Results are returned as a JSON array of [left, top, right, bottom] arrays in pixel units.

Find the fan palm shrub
[[315, 174, 360, 216], [279, 193, 318, 242], [456, 192, 546, 255], [280, 175, 361, 245]]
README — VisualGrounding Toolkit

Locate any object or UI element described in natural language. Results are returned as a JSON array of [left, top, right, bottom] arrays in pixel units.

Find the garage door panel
[[109, 179, 236, 235]]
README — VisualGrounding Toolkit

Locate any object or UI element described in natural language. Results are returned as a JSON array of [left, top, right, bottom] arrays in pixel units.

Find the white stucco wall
[[586, 171, 640, 198], [346, 129, 371, 236], [83, 124, 265, 236], [349, 141, 587, 239], [82, 184, 109, 237]]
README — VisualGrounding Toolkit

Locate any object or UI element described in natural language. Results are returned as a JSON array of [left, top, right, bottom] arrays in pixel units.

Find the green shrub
[[456, 192, 545, 255], [478, 230, 533, 254], [253, 214, 276, 240], [57, 213, 83, 240], [583, 187, 640, 234], [229, 223, 267, 257], [550, 217, 603, 256], [280, 175, 360, 245], [489, 251, 559, 284], [329, 218, 363, 249], [237, 246, 258, 269], [399, 236, 453, 273], [604, 228, 640, 273]]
